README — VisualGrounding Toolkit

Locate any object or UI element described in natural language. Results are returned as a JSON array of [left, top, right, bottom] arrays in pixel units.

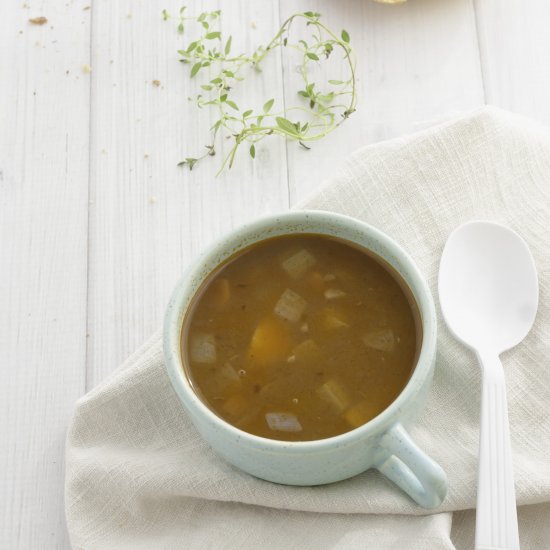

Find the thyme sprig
[[163, 7, 356, 173]]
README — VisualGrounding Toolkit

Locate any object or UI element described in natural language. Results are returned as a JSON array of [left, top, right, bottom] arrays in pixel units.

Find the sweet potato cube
[[307, 271, 325, 293], [292, 339, 322, 362], [222, 394, 248, 419], [247, 316, 292, 366], [344, 400, 380, 428]]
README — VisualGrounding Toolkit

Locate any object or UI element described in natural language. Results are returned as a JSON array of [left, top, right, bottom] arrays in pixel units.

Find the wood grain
[[475, 0, 550, 125], [0, 2, 90, 548], [279, 0, 485, 201], [86, 0, 289, 388]]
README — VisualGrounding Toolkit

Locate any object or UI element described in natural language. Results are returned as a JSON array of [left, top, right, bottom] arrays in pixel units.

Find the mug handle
[[375, 423, 447, 509]]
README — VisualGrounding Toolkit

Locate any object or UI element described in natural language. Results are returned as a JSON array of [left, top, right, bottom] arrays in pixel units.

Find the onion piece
[[320, 308, 349, 330], [274, 288, 307, 323], [265, 412, 303, 432], [210, 363, 241, 395], [362, 329, 395, 352], [324, 288, 346, 300], [219, 362, 240, 383], [190, 332, 217, 364], [281, 249, 316, 279], [316, 379, 350, 413]]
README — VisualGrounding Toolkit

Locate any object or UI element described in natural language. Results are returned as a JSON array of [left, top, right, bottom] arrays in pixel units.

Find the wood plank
[[0, 2, 90, 548], [475, 0, 550, 125], [279, 0, 485, 202], [87, 0, 289, 387]]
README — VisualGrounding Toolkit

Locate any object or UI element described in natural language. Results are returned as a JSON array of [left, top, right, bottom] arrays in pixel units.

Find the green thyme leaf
[[178, 157, 198, 170], [190, 62, 201, 77], [276, 117, 299, 136], [224, 36, 232, 55]]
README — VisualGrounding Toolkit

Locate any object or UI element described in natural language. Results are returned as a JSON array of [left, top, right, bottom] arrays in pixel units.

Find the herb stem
[[167, 8, 357, 173]]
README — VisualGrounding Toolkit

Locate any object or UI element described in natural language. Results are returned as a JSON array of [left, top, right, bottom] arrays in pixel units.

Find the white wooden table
[[1, 1, 549, 547]]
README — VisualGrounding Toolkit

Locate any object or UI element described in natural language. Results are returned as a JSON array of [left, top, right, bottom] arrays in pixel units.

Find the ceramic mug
[[163, 210, 447, 509]]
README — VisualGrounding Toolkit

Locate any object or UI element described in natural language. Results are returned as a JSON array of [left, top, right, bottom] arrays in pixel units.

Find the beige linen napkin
[[65, 107, 550, 549]]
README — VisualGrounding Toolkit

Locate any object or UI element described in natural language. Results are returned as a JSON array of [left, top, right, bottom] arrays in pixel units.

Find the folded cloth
[[65, 107, 550, 549]]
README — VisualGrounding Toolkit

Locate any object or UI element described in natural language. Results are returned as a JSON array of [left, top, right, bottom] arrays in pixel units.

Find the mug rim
[[163, 210, 437, 453]]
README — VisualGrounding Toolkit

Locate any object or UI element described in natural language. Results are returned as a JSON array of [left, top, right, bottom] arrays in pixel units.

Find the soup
[[182, 234, 420, 441]]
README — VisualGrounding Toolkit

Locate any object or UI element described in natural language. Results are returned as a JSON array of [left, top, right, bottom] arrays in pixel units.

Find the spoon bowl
[[439, 221, 538, 354]]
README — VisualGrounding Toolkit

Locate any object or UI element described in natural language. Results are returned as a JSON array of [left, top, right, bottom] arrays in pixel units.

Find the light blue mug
[[163, 211, 447, 509]]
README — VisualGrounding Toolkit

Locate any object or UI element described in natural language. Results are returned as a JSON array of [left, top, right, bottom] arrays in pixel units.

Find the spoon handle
[[475, 353, 520, 550]]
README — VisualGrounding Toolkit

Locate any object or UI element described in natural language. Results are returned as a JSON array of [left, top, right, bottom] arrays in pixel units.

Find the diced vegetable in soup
[[265, 412, 303, 433], [274, 288, 307, 323], [190, 333, 217, 364], [183, 235, 420, 441]]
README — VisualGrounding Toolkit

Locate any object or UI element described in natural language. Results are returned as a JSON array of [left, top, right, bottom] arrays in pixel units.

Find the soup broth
[[182, 234, 420, 441]]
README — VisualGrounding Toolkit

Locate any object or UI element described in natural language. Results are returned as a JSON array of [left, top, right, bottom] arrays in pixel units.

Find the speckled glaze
[[163, 211, 447, 509]]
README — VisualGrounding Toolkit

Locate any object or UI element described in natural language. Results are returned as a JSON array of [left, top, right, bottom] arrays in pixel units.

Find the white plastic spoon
[[438, 221, 538, 550]]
